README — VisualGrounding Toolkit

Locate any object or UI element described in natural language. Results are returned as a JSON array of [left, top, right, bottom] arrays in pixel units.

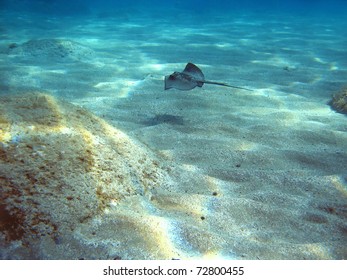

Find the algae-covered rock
[[0, 93, 171, 258], [329, 88, 347, 114]]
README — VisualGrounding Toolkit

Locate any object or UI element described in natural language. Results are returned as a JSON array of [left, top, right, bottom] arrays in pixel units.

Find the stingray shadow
[[142, 114, 184, 126]]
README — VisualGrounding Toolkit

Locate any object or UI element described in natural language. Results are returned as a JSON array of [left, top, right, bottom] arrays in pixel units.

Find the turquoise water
[[1, 0, 347, 15], [0, 1, 346, 260]]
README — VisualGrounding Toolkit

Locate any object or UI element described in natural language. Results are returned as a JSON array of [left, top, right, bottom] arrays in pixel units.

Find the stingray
[[164, 62, 253, 91]]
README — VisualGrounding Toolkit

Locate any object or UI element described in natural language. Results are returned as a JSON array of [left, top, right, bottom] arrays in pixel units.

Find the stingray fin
[[182, 62, 205, 81]]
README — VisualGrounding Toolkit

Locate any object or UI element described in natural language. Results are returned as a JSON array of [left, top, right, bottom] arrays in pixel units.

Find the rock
[[329, 87, 347, 114], [8, 39, 94, 62], [0, 93, 171, 258]]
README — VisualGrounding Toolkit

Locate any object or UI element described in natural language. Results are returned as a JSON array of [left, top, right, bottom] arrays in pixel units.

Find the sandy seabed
[[0, 10, 346, 259]]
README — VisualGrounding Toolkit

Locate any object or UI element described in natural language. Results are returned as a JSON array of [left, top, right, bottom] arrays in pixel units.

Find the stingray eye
[[168, 75, 175, 80]]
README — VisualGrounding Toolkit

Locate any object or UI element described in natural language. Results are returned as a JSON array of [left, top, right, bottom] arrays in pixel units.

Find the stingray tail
[[204, 80, 253, 91]]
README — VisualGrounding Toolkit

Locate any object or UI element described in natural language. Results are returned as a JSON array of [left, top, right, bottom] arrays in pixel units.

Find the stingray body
[[164, 62, 252, 91]]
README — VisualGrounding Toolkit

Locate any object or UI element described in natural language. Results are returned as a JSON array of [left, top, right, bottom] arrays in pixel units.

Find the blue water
[[1, 0, 347, 16]]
